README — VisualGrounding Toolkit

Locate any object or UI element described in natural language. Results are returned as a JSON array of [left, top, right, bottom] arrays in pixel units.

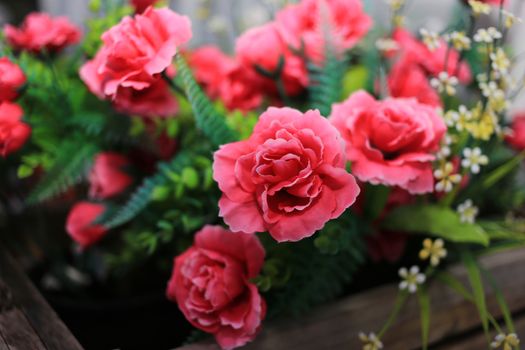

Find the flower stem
[[377, 291, 409, 338]]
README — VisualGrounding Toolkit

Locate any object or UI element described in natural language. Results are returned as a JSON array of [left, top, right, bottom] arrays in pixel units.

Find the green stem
[[377, 292, 409, 338], [482, 150, 525, 189], [162, 71, 187, 97]]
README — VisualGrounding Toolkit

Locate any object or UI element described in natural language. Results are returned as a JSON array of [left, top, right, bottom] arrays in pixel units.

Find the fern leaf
[[100, 151, 194, 229], [27, 142, 98, 204], [174, 55, 239, 148], [308, 46, 347, 117]]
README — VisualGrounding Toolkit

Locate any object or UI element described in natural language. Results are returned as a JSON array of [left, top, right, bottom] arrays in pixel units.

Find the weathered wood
[[177, 248, 525, 350], [0, 243, 84, 350]]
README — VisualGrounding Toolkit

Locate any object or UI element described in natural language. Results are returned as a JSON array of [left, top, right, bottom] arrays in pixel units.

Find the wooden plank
[[0, 309, 46, 350], [434, 312, 525, 349], [0, 243, 84, 350], [176, 248, 525, 350]]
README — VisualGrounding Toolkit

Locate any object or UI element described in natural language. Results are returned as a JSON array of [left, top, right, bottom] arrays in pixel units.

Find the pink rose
[[388, 58, 442, 107], [166, 225, 266, 350], [131, 0, 158, 13], [276, 0, 372, 62], [113, 78, 178, 117], [213, 107, 360, 242], [236, 23, 308, 96], [89, 152, 133, 199], [66, 202, 107, 248], [188, 46, 236, 99], [330, 91, 446, 194], [189, 47, 263, 112], [0, 58, 26, 102], [392, 29, 471, 84], [79, 8, 191, 100], [4, 12, 81, 53], [506, 113, 525, 151], [0, 102, 31, 157]]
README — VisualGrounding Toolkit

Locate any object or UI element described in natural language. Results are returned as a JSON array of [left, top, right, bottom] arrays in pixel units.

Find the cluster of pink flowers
[[190, 0, 372, 112], [80, 7, 192, 118], [0, 58, 29, 157]]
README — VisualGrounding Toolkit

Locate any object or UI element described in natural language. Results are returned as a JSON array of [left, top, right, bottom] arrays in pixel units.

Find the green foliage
[[341, 65, 368, 100], [265, 214, 366, 318], [478, 220, 525, 242], [462, 251, 490, 334], [417, 287, 431, 350], [175, 55, 239, 148], [27, 142, 98, 203], [382, 205, 490, 246], [99, 151, 195, 229], [308, 49, 347, 116]]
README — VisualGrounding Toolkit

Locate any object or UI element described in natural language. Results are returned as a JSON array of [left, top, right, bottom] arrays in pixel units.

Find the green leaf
[[341, 66, 368, 100], [481, 267, 516, 334], [17, 164, 34, 179], [436, 272, 474, 302], [363, 184, 390, 221], [417, 287, 431, 350], [482, 150, 525, 189], [175, 55, 238, 148], [478, 220, 525, 242], [181, 167, 199, 189], [27, 142, 98, 204], [462, 251, 489, 334], [382, 205, 489, 246]]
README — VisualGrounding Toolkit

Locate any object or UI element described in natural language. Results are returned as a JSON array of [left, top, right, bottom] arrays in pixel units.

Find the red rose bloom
[[330, 91, 446, 194], [0, 57, 26, 102], [276, 0, 372, 62], [89, 152, 133, 199], [0, 102, 31, 157], [80, 7, 191, 100], [167, 225, 266, 350], [66, 202, 107, 248], [236, 23, 308, 96], [4, 12, 81, 53], [131, 0, 158, 13], [506, 113, 525, 151], [213, 107, 360, 242]]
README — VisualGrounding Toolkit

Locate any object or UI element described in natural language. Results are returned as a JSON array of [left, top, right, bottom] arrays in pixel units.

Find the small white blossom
[[469, 0, 491, 16], [399, 266, 426, 293], [420, 28, 441, 51], [376, 38, 399, 52], [431, 72, 459, 96], [419, 239, 447, 267], [474, 27, 502, 43], [457, 199, 479, 224], [434, 162, 462, 192], [462, 147, 489, 174], [359, 332, 384, 350], [491, 333, 520, 349], [445, 31, 472, 51], [502, 10, 522, 29], [490, 48, 511, 75]]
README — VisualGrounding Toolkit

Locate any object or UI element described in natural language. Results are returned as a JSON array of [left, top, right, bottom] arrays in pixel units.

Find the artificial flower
[[419, 238, 447, 266], [0, 57, 26, 102], [89, 152, 133, 199], [0, 102, 31, 157], [65, 202, 107, 248], [398, 266, 425, 293], [457, 199, 479, 224]]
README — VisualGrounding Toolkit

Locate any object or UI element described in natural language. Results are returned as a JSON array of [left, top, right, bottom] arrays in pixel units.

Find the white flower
[[431, 72, 459, 96], [399, 266, 426, 293], [502, 10, 522, 29], [469, 0, 491, 16], [491, 333, 520, 349], [457, 199, 479, 224], [359, 332, 384, 350], [419, 238, 447, 267], [445, 31, 472, 51], [434, 162, 462, 192], [420, 28, 441, 51], [474, 27, 502, 43], [462, 147, 489, 174], [376, 38, 399, 52], [490, 48, 511, 75]]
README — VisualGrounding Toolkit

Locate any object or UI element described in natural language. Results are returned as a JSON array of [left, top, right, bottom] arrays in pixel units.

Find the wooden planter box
[[177, 248, 525, 350], [2, 242, 525, 350]]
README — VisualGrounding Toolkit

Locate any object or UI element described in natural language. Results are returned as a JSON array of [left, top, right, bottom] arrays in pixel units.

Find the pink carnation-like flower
[[214, 107, 360, 242], [189, 46, 264, 112], [89, 152, 133, 199], [66, 202, 107, 248], [276, 0, 372, 62], [388, 57, 442, 107], [506, 113, 525, 151], [330, 91, 446, 194], [79, 7, 191, 102], [4, 12, 81, 53], [236, 23, 308, 96], [392, 29, 471, 83], [167, 225, 266, 350], [131, 0, 158, 13], [0, 102, 31, 157], [0, 58, 26, 102], [113, 78, 178, 117]]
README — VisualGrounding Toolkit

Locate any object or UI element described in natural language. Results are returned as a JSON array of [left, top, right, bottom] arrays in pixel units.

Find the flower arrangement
[[1, 0, 525, 349]]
